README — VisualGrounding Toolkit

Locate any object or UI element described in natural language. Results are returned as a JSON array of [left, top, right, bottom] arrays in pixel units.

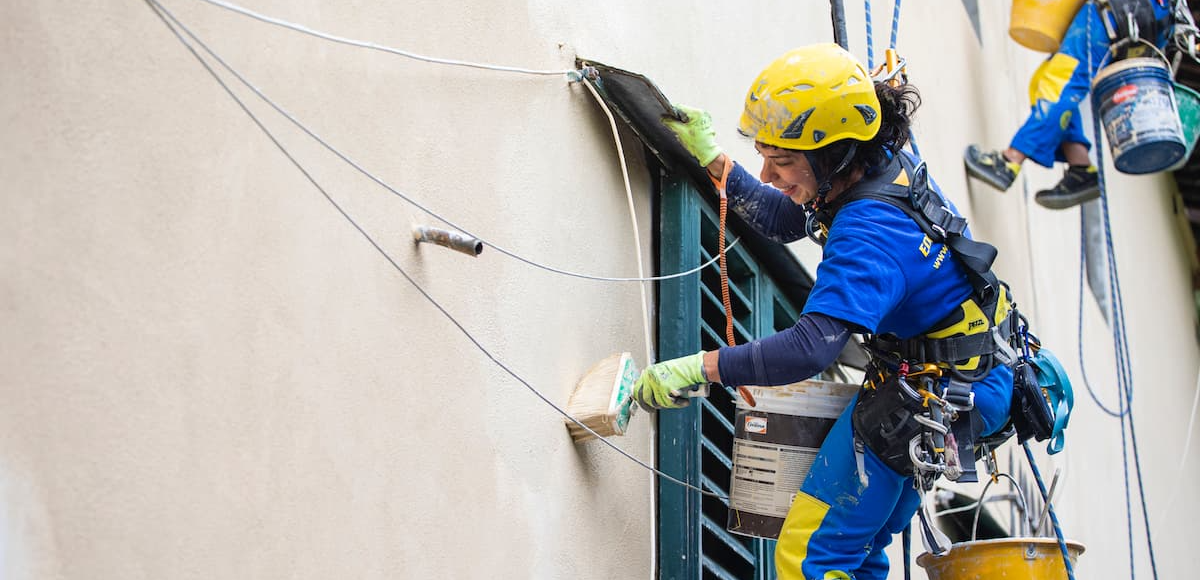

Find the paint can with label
[[1092, 56, 1186, 174], [726, 380, 859, 539]]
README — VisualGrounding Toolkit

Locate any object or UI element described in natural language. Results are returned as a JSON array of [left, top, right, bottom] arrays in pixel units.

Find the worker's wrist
[[706, 154, 728, 179], [702, 350, 721, 383]]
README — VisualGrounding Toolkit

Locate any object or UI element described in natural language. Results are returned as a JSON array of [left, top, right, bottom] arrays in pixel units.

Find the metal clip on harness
[[897, 364, 963, 491]]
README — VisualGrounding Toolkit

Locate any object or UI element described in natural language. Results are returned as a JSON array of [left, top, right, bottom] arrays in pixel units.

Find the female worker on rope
[[636, 43, 1018, 579]]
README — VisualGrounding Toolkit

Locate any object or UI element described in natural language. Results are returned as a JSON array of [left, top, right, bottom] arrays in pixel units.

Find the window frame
[[655, 173, 812, 580]]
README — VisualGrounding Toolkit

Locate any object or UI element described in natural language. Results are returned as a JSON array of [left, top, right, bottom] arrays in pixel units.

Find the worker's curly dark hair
[[806, 81, 922, 181]]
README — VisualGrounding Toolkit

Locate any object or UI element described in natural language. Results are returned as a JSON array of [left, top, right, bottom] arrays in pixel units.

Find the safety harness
[[807, 152, 1071, 494], [806, 152, 1075, 555]]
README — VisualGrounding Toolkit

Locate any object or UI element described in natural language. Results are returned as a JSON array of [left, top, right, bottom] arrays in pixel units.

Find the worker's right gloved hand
[[633, 352, 708, 411], [662, 105, 722, 167]]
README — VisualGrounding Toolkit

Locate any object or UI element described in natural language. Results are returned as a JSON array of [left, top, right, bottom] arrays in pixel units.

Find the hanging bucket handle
[[969, 471, 1032, 541], [1102, 35, 1172, 70], [1092, 35, 1173, 92]]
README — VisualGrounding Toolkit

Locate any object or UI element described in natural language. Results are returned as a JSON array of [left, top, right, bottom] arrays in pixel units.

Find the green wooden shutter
[[657, 175, 807, 580]]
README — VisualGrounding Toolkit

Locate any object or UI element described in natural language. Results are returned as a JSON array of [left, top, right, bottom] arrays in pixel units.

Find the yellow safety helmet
[[739, 43, 881, 151]]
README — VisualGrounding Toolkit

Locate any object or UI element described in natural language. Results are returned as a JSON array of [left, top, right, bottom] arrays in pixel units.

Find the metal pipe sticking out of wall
[[412, 225, 484, 257]]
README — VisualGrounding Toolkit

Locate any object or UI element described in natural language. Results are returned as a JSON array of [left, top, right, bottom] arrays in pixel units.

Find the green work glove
[[633, 351, 708, 411], [662, 105, 722, 167]]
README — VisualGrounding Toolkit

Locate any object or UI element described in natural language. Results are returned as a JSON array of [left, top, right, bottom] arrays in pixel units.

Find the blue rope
[[864, 0, 903, 74], [1077, 211, 1129, 417], [1128, 406, 1161, 579], [1088, 18, 1138, 580], [889, 0, 902, 49], [907, 132, 922, 158], [1102, 187, 1159, 577], [1085, 3, 1159, 576], [884, 0, 920, 157], [1101, 185, 1160, 580], [864, 0, 920, 157], [865, 0, 875, 68], [1022, 443, 1076, 580]]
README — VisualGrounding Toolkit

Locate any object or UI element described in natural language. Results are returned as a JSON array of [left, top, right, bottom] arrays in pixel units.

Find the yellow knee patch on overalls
[[1028, 52, 1079, 106], [776, 492, 852, 580]]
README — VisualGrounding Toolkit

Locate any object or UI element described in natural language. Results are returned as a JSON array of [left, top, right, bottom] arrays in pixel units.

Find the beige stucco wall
[[3, 1, 1199, 579]]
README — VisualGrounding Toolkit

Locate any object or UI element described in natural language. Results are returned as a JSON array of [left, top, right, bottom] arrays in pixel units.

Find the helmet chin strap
[[803, 142, 858, 244]]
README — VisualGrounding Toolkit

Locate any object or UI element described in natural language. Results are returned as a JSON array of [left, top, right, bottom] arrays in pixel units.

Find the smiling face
[[755, 142, 819, 206]]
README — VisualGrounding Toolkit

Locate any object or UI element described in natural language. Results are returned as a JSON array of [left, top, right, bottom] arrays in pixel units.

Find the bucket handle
[[1098, 35, 1172, 73], [969, 472, 1031, 541]]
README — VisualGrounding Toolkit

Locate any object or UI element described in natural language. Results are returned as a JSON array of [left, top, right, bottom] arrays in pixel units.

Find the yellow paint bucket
[[917, 538, 1085, 579], [1009, 0, 1086, 53]]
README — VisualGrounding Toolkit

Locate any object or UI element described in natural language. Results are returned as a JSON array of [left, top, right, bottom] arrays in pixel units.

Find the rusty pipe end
[[413, 225, 483, 257]]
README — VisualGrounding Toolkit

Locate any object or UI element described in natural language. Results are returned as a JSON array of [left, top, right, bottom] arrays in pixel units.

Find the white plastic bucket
[[726, 380, 859, 539]]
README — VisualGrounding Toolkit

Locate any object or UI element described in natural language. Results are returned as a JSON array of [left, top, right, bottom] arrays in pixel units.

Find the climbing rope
[[1084, 3, 1160, 576], [889, 0, 903, 50], [865, 0, 876, 68], [863, 0, 902, 69], [1023, 443, 1077, 580], [1076, 214, 1130, 417], [865, 0, 920, 158], [832, 0, 850, 50]]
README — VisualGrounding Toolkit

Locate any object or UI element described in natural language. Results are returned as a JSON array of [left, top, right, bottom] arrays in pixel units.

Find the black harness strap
[[871, 330, 1004, 363], [834, 154, 1023, 485], [827, 154, 1000, 300]]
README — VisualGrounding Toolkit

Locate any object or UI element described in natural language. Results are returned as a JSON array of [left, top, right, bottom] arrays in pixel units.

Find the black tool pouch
[[1010, 357, 1054, 443], [851, 376, 928, 476]]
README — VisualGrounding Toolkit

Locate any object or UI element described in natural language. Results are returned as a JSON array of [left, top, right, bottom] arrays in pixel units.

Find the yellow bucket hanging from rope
[[917, 538, 1085, 579], [1009, 0, 1086, 53]]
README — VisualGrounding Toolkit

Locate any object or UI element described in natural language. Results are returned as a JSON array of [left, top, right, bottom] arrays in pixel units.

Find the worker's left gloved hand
[[662, 105, 722, 167], [633, 351, 708, 411]]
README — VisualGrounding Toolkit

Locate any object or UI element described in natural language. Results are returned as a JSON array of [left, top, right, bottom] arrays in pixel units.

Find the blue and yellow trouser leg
[[857, 488, 923, 579], [1009, 3, 1110, 168], [775, 398, 919, 580]]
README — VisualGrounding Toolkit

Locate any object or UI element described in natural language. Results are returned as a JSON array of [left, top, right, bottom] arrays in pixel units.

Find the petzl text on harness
[[814, 153, 1070, 490]]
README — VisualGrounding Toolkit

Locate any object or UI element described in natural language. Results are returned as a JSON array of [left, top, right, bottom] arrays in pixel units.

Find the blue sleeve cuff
[[717, 313, 851, 386]]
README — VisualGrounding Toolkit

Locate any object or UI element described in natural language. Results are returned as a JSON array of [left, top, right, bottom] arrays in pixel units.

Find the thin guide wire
[[144, 0, 727, 500]]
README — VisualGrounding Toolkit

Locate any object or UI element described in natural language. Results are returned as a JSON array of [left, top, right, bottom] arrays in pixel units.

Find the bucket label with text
[[726, 381, 856, 539], [745, 416, 768, 434], [1113, 84, 1138, 104], [729, 439, 820, 518]]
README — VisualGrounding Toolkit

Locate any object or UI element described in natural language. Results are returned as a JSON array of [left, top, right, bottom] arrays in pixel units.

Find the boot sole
[[1034, 187, 1101, 210], [963, 155, 1014, 192]]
